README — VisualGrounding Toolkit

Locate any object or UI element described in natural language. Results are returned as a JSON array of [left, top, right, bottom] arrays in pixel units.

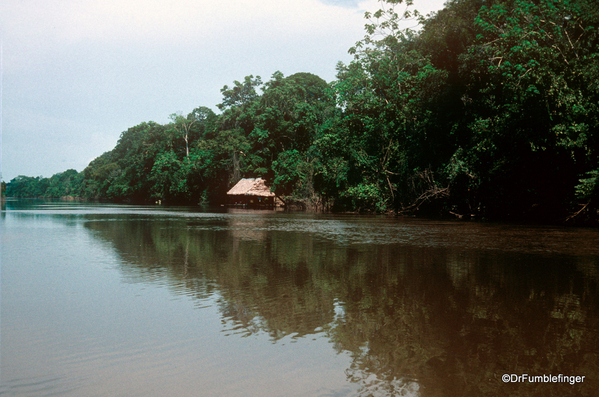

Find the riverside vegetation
[[6, 0, 599, 223]]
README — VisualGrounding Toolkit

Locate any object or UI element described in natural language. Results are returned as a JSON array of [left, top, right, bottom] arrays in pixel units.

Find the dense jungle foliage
[[6, 0, 599, 222]]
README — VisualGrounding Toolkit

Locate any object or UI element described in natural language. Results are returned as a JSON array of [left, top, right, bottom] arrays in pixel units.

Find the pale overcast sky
[[1, 0, 446, 181]]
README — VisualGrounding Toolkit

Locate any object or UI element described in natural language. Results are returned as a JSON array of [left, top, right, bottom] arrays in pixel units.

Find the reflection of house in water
[[227, 178, 280, 207], [229, 217, 268, 242]]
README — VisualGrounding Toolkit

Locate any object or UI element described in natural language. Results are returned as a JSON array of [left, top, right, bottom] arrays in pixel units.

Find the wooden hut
[[226, 178, 277, 207]]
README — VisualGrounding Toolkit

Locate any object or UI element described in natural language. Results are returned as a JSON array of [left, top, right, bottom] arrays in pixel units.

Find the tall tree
[[169, 106, 216, 162], [330, 0, 449, 212]]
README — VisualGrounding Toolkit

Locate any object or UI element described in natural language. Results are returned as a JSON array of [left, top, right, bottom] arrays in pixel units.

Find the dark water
[[2, 199, 598, 396]]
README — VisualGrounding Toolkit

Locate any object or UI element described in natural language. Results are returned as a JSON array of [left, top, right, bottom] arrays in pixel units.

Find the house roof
[[227, 178, 275, 197]]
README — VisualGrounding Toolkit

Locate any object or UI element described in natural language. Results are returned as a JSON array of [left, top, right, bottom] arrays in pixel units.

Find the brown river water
[[1, 199, 598, 396]]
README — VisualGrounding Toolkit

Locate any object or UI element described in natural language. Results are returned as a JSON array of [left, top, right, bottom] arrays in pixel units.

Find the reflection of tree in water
[[215, 257, 337, 340], [85, 215, 599, 396], [85, 215, 338, 340], [326, 248, 599, 396]]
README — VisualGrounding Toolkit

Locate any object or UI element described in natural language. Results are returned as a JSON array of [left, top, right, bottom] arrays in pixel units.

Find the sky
[[1, 0, 446, 182]]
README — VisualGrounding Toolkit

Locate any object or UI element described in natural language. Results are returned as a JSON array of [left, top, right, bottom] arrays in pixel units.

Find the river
[[1, 199, 598, 396]]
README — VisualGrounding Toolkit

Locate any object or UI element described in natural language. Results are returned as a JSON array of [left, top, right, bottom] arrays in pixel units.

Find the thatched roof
[[227, 178, 275, 197]]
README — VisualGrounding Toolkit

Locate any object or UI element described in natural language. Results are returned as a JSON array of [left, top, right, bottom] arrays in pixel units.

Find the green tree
[[195, 128, 252, 202], [149, 150, 190, 202], [330, 0, 449, 212], [218, 75, 263, 111], [6, 175, 50, 197], [81, 122, 170, 201], [44, 169, 83, 198], [451, 0, 599, 218], [169, 106, 217, 162], [250, 71, 333, 201]]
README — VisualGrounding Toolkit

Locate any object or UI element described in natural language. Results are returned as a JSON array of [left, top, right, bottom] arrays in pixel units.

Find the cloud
[[3, 0, 370, 66]]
